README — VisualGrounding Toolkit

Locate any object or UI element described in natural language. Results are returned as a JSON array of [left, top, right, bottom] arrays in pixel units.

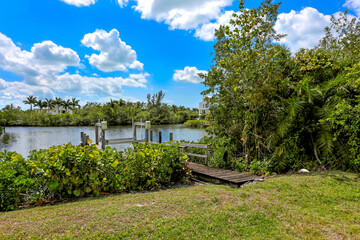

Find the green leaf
[[73, 189, 81, 197], [47, 181, 59, 191]]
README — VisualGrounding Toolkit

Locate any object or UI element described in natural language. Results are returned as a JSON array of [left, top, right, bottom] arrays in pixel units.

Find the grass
[[1, 171, 360, 239]]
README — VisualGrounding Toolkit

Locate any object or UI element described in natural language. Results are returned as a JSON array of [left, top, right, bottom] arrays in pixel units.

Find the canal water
[[0, 125, 207, 157]]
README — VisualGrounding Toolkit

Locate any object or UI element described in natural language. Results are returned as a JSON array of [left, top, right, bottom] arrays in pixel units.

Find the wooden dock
[[188, 162, 263, 188]]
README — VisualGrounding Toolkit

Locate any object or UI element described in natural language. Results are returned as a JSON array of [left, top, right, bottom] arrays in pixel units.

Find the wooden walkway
[[188, 162, 263, 187]]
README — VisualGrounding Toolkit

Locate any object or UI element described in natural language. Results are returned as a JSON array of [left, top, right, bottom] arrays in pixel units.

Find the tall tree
[[45, 98, 54, 111], [35, 100, 47, 111], [23, 95, 37, 111], [201, 0, 288, 163], [62, 99, 71, 112], [70, 97, 80, 110], [54, 97, 63, 114]]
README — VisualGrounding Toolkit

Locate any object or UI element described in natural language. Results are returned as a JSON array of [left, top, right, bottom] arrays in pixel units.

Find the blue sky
[[0, 0, 358, 109]]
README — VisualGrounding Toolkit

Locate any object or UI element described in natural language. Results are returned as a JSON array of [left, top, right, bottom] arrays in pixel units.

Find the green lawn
[[1, 172, 359, 239]]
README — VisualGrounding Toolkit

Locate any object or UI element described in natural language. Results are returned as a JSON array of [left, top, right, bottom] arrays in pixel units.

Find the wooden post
[[150, 130, 153, 142], [169, 132, 173, 141], [95, 124, 99, 145], [158, 131, 162, 144], [80, 132, 84, 146], [145, 129, 149, 143], [205, 147, 209, 165], [101, 130, 106, 150], [132, 118, 136, 140]]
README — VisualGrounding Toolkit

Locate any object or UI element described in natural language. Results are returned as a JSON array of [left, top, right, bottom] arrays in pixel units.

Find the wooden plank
[[134, 122, 145, 126], [107, 138, 136, 144], [185, 152, 207, 158], [187, 162, 262, 186], [179, 143, 209, 148]]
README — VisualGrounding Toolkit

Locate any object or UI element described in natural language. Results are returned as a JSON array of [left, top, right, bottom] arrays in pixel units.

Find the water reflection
[[0, 125, 207, 157], [0, 133, 16, 145]]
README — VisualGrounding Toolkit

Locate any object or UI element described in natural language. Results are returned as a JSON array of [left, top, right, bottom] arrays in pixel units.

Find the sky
[[0, 0, 358, 109]]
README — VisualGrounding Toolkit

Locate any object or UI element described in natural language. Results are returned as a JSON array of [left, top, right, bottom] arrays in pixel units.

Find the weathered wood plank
[[185, 152, 207, 158], [180, 143, 209, 148], [107, 138, 143, 144], [187, 162, 262, 186]]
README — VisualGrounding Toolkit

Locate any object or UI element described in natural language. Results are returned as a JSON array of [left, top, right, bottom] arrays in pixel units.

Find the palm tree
[[54, 97, 63, 114], [35, 99, 47, 111], [70, 97, 80, 110], [45, 98, 54, 111], [62, 99, 71, 112], [23, 95, 37, 111]]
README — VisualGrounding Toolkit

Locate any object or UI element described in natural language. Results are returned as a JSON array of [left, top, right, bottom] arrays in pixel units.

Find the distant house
[[34, 105, 73, 115], [199, 96, 218, 116]]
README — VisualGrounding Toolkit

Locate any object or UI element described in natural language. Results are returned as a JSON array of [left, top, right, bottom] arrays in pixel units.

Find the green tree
[[35, 100, 47, 111], [45, 98, 54, 111], [23, 95, 37, 111]]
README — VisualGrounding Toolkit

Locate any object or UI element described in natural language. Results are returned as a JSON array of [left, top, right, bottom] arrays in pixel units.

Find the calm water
[[0, 125, 207, 157]]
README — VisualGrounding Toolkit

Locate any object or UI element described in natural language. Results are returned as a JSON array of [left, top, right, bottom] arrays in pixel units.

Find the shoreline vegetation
[[0, 143, 190, 212], [184, 120, 211, 128], [0, 91, 199, 127]]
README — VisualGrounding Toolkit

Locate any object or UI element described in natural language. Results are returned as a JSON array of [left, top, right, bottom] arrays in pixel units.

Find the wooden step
[[187, 162, 263, 187]]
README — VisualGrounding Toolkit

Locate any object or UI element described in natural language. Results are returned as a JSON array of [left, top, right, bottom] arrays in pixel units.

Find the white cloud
[[60, 0, 96, 7], [194, 10, 235, 41], [0, 32, 80, 85], [0, 78, 54, 107], [133, 0, 233, 30], [344, 0, 360, 15], [173, 66, 207, 84], [55, 73, 146, 96], [274, 7, 331, 52], [117, 0, 129, 7], [81, 29, 144, 72], [0, 32, 148, 108], [129, 73, 149, 83]]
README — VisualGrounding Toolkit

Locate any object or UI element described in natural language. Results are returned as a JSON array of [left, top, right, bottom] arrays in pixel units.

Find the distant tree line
[[0, 91, 199, 126]]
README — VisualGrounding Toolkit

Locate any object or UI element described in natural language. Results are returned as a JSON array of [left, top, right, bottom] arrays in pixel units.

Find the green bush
[[0, 143, 190, 211], [0, 151, 37, 211]]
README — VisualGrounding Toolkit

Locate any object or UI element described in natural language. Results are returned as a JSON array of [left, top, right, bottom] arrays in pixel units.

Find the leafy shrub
[[27, 144, 113, 199], [0, 151, 37, 211], [108, 143, 189, 191], [1, 142, 189, 211]]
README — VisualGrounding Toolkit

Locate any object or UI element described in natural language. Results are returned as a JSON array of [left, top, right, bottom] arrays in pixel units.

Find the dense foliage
[[201, 0, 360, 173], [0, 91, 198, 126], [184, 120, 210, 128], [0, 143, 189, 211]]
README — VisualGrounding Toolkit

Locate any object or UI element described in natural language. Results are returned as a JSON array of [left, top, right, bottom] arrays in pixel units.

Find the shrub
[[1, 142, 190, 211], [0, 151, 37, 211]]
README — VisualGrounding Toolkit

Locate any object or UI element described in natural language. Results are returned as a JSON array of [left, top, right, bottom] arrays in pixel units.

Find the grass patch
[[1, 171, 360, 239]]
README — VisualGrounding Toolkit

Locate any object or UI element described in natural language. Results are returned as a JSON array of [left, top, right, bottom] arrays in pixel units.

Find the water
[[0, 125, 207, 157]]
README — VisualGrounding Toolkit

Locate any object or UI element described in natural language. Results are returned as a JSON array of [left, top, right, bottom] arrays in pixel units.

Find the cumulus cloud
[[81, 29, 144, 72], [173, 66, 207, 84], [194, 10, 235, 41], [274, 7, 331, 52], [0, 32, 80, 85], [133, 0, 233, 30], [344, 0, 360, 15], [0, 32, 148, 107], [0, 78, 54, 104], [129, 73, 150, 83], [59, 0, 96, 7], [55, 73, 146, 96]]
